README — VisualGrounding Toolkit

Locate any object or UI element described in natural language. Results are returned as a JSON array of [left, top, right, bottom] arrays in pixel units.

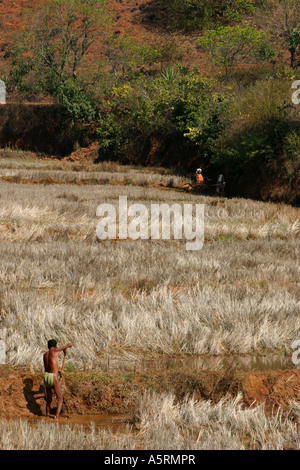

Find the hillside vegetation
[[0, 0, 299, 200]]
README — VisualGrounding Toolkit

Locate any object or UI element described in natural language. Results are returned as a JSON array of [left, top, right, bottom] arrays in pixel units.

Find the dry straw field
[[0, 150, 299, 449], [1, 392, 300, 450]]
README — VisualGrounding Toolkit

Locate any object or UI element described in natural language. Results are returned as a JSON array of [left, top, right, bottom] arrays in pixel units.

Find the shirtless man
[[43, 339, 72, 419]]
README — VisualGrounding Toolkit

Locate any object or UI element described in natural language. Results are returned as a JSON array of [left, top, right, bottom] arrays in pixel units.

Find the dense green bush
[[96, 66, 227, 161], [208, 79, 300, 181], [56, 79, 97, 123]]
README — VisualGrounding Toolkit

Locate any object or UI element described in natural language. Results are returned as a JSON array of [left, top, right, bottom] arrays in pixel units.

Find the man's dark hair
[[48, 339, 57, 349]]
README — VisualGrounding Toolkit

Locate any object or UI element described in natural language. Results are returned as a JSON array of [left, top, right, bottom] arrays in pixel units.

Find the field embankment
[[1, 365, 300, 450], [0, 104, 85, 155], [1, 366, 300, 419]]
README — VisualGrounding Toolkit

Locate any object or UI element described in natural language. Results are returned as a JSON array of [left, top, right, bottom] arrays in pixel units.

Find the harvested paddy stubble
[[0, 240, 299, 366], [0, 160, 299, 368], [1, 392, 300, 450], [0, 157, 299, 450]]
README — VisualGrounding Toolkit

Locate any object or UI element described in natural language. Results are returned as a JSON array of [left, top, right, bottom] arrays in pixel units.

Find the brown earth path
[[1, 366, 300, 423]]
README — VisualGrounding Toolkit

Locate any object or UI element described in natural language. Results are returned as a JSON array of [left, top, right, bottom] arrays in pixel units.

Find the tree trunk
[[289, 45, 296, 68]]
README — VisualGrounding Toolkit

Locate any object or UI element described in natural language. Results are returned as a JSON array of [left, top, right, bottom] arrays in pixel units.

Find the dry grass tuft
[[1, 392, 299, 450]]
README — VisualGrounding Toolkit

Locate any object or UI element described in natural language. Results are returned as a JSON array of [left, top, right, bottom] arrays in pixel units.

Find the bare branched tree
[[262, 0, 300, 69], [26, 0, 112, 81]]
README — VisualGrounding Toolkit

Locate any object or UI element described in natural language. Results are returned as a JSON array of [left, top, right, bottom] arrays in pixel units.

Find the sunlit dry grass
[[0, 158, 299, 369], [0, 417, 134, 450], [131, 392, 300, 450], [0, 157, 188, 188], [1, 393, 299, 450]]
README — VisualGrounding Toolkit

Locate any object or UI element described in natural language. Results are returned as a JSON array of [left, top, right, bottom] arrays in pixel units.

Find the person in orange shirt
[[195, 168, 204, 188]]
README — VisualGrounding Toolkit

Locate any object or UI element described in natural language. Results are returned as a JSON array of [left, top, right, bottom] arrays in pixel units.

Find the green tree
[[7, 0, 112, 121], [209, 79, 299, 183], [97, 66, 226, 161], [105, 34, 184, 83], [24, 0, 112, 83], [197, 26, 274, 79]]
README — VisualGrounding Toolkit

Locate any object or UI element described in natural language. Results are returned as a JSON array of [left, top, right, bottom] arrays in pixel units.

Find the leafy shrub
[[57, 79, 97, 123], [96, 66, 227, 162], [197, 26, 274, 79], [209, 79, 300, 181]]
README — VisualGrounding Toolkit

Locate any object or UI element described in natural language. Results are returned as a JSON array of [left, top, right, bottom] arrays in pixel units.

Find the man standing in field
[[43, 339, 72, 419]]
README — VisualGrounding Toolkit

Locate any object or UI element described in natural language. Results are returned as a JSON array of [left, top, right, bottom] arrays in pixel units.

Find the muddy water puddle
[[28, 413, 131, 432]]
